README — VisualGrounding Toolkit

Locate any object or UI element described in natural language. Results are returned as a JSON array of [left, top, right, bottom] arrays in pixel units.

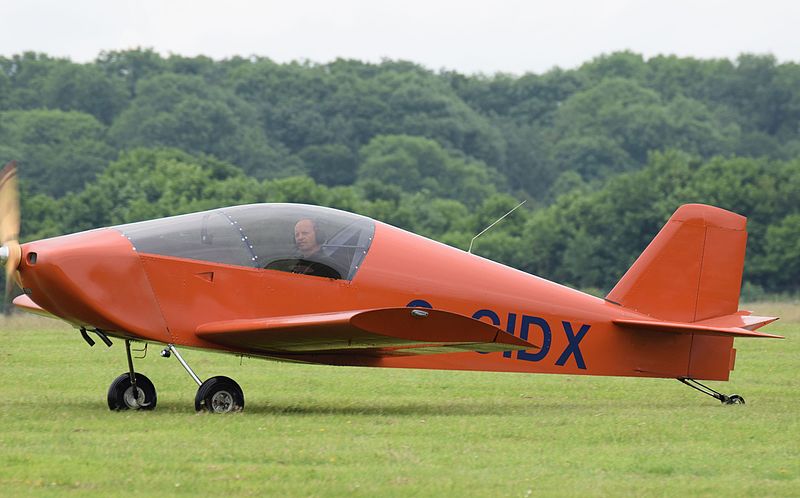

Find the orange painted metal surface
[[606, 204, 747, 322], [15, 203, 780, 383], [196, 308, 536, 355], [18, 229, 170, 343]]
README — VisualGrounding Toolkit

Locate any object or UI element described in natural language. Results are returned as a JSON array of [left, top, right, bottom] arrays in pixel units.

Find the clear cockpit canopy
[[114, 204, 375, 280]]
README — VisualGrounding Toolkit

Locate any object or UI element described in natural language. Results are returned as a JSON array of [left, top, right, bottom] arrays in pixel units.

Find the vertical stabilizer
[[606, 204, 747, 322]]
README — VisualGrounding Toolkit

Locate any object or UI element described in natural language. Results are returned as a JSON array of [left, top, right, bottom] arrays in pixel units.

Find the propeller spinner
[[0, 161, 22, 304]]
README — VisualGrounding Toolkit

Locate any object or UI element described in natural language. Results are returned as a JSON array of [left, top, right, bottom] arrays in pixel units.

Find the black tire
[[195, 376, 244, 413], [107, 372, 157, 411], [724, 394, 745, 405]]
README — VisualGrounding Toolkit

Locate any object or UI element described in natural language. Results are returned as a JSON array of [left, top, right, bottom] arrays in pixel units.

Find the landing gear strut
[[107, 340, 157, 410], [105, 340, 243, 412], [678, 378, 745, 405], [164, 344, 245, 413]]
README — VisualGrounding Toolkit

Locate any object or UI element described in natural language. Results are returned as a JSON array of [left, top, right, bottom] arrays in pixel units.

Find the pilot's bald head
[[294, 219, 321, 258]]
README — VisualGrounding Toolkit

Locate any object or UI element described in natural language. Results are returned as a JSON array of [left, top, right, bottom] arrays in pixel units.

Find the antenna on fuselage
[[468, 200, 526, 254]]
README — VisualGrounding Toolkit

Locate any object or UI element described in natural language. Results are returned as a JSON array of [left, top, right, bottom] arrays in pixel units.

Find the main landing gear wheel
[[195, 376, 244, 413], [107, 372, 157, 411]]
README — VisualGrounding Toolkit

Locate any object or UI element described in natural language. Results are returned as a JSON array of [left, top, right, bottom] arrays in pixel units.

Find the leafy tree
[[551, 135, 632, 181], [771, 62, 800, 140], [42, 63, 128, 124], [679, 156, 800, 287], [0, 69, 9, 109], [264, 175, 330, 205], [754, 214, 800, 290], [397, 195, 471, 240], [226, 59, 337, 150], [645, 55, 731, 101], [553, 78, 666, 163], [95, 48, 167, 98], [0, 53, 62, 109], [298, 144, 357, 186], [725, 54, 782, 134], [521, 150, 696, 290], [581, 52, 649, 83], [549, 78, 740, 182], [357, 135, 499, 206], [662, 96, 738, 157], [20, 192, 61, 241], [109, 73, 296, 178], [372, 71, 505, 165], [0, 109, 115, 196], [166, 54, 220, 81], [59, 148, 237, 228], [228, 59, 505, 166]]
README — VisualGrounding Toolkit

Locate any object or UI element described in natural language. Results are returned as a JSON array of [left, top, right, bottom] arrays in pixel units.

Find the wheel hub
[[210, 390, 234, 413], [123, 386, 148, 408]]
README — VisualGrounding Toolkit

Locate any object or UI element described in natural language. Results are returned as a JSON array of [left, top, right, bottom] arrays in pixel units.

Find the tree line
[[1, 49, 799, 296]]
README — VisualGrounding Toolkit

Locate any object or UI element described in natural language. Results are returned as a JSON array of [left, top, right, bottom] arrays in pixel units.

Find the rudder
[[606, 204, 747, 323]]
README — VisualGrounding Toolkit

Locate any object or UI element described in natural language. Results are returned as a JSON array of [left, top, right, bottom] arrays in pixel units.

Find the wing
[[196, 307, 538, 356]]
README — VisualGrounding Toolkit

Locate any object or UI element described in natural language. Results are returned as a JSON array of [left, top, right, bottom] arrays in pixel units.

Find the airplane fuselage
[[18, 219, 735, 381]]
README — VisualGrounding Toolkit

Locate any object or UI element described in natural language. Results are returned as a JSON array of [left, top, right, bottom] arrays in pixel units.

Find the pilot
[[294, 218, 324, 258], [292, 218, 341, 278]]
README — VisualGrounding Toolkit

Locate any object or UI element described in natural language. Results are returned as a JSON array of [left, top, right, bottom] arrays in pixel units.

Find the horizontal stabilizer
[[694, 311, 779, 331], [197, 307, 538, 356], [613, 317, 783, 339], [13, 294, 57, 319]]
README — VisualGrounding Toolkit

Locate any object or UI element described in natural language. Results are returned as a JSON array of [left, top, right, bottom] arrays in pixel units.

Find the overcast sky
[[2, 0, 798, 75]]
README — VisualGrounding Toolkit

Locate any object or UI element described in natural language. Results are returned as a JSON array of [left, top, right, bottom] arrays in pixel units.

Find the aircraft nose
[[18, 228, 170, 342]]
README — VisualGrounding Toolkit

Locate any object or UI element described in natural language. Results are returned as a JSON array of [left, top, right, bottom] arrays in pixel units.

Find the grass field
[[1, 302, 798, 497]]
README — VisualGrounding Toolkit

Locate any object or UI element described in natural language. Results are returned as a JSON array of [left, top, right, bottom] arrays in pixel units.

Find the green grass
[[1, 303, 798, 497]]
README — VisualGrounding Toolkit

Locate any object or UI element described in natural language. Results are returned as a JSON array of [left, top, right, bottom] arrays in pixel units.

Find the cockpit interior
[[116, 204, 376, 280]]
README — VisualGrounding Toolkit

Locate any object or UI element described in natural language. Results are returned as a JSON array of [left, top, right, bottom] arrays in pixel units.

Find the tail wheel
[[724, 394, 745, 405], [107, 372, 157, 411], [195, 376, 244, 413]]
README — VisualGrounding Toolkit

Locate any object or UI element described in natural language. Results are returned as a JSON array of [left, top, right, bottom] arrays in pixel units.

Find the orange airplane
[[0, 161, 782, 413]]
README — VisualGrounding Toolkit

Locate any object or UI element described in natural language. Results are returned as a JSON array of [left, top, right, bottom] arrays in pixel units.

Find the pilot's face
[[294, 219, 319, 255]]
